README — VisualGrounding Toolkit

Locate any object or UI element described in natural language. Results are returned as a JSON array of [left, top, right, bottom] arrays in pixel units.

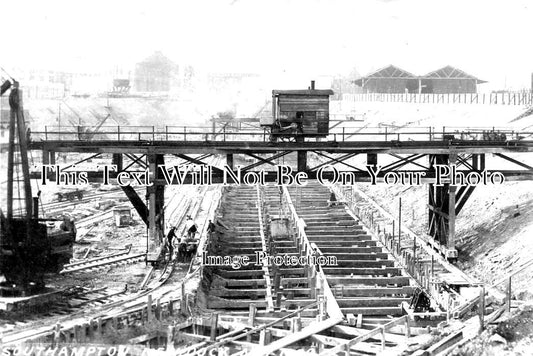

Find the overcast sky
[[2, 0, 532, 89]]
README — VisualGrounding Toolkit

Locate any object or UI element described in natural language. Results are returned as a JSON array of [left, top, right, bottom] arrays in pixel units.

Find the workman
[[185, 215, 198, 240], [166, 226, 177, 259]]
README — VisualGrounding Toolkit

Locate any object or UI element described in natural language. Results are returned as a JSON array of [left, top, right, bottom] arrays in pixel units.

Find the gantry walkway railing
[[29, 125, 533, 144]]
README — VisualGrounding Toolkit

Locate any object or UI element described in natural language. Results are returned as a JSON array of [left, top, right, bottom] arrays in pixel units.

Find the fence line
[[341, 92, 533, 106]]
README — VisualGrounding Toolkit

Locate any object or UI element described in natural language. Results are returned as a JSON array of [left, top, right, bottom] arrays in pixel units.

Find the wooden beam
[[256, 185, 275, 311], [310, 334, 381, 354], [327, 276, 411, 286], [332, 325, 406, 343], [321, 267, 401, 276], [255, 317, 343, 355]]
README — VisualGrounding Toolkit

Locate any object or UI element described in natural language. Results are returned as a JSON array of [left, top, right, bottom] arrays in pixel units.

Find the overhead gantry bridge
[[28, 125, 533, 260]]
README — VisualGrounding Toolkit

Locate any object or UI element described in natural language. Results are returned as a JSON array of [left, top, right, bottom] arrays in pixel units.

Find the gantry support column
[[42, 149, 56, 182], [112, 153, 123, 172], [116, 152, 150, 224], [428, 153, 483, 260], [471, 153, 486, 171], [448, 183, 456, 251], [297, 151, 307, 172], [146, 154, 165, 263], [428, 154, 458, 260], [367, 153, 378, 169], [447, 153, 458, 252], [226, 154, 234, 170]]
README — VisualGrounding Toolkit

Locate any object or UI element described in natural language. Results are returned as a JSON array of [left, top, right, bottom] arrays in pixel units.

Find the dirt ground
[[450, 304, 533, 356], [43, 186, 150, 293], [359, 181, 533, 300], [358, 180, 533, 355]]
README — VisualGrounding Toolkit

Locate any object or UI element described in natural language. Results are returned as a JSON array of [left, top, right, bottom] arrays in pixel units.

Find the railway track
[[0, 172, 220, 346], [3, 147, 470, 354], [39, 187, 141, 216], [1, 175, 482, 354], [60, 245, 145, 274], [0, 286, 130, 333]]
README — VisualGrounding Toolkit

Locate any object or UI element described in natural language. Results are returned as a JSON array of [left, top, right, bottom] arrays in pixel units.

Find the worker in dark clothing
[[166, 226, 177, 260], [312, 247, 321, 270], [177, 236, 187, 263], [327, 192, 337, 207], [207, 220, 216, 234], [185, 216, 198, 240]]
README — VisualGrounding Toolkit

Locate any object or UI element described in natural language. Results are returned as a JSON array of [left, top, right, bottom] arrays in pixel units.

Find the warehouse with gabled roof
[[353, 65, 419, 94], [354, 65, 487, 94], [420, 65, 487, 94]]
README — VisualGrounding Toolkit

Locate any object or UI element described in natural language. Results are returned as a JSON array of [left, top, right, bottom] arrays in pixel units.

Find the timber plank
[[323, 267, 401, 276], [255, 317, 343, 355]]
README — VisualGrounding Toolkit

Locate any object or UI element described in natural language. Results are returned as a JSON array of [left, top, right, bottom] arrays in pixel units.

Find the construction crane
[[0, 80, 76, 296]]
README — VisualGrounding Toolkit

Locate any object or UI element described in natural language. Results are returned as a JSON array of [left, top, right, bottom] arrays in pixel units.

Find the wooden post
[[87, 320, 94, 339], [380, 326, 386, 351], [274, 271, 281, 296], [147, 294, 153, 321], [180, 284, 186, 315], [248, 304, 256, 342], [260, 329, 271, 345], [210, 313, 218, 341], [292, 316, 301, 332], [425, 264, 430, 290], [431, 255, 434, 278], [280, 294, 287, 312], [479, 286, 485, 333], [53, 323, 61, 345], [344, 343, 351, 355], [276, 292, 283, 308], [64, 328, 72, 343], [73, 325, 81, 343], [259, 330, 267, 345], [155, 298, 161, 320], [97, 318, 102, 336], [398, 198, 402, 253], [80, 323, 87, 343], [413, 234, 416, 262], [186, 295, 192, 316], [448, 184, 457, 250], [168, 299, 174, 316], [391, 219, 396, 253], [507, 276, 512, 312], [193, 319, 198, 335], [354, 314, 362, 328], [404, 317, 411, 338], [309, 267, 316, 299], [446, 294, 451, 322], [248, 304, 257, 327], [167, 325, 175, 351], [318, 295, 326, 321]]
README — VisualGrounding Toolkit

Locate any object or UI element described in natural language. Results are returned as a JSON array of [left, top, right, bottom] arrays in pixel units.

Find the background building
[[354, 65, 487, 94], [134, 51, 179, 92], [420, 66, 486, 93], [353, 65, 419, 94]]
